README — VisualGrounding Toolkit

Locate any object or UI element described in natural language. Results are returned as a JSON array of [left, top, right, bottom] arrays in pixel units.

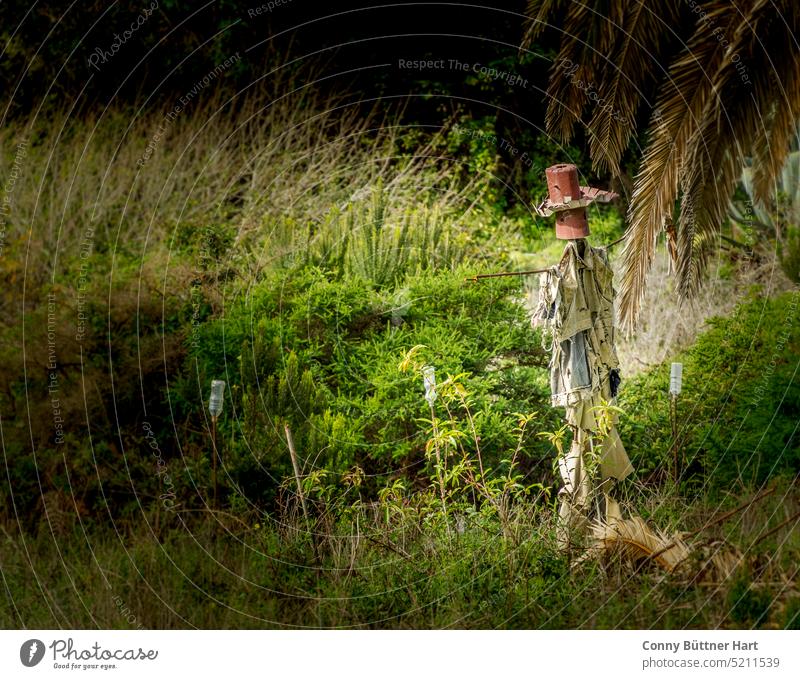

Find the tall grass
[[1, 475, 798, 629], [0, 66, 488, 289], [306, 181, 475, 286]]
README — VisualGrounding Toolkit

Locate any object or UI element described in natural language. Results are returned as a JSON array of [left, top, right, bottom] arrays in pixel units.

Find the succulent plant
[[730, 145, 800, 283]]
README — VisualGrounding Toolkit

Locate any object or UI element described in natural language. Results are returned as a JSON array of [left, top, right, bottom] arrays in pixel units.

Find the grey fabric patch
[[568, 331, 591, 390], [553, 331, 591, 396]]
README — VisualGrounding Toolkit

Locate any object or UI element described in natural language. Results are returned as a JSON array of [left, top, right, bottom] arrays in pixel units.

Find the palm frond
[[521, 0, 567, 50], [618, 0, 757, 330], [588, 3, 679, 175], [590, 516, 690, 572], [522, 0, 800, 328], [675, 0, 792, 298], [543, 2, 619, 143], [750, 1, 800, 202]]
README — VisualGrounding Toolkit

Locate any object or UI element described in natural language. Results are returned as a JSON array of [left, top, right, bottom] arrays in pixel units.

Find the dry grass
[[615, 243, 793, 375], [0, 68, 479, 290]]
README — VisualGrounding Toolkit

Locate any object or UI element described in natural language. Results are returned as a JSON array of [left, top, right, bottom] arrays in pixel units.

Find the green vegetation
[[1, 55, 798, 629], [620, 290, 800, 490], [2, 471, 797, 630]]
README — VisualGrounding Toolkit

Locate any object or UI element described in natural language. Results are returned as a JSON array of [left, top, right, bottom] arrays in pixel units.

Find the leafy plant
[[307, 181, 474, 288], [731, 146, 800, 283]]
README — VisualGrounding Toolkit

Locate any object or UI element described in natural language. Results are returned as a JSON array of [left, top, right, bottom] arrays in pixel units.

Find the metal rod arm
[[465, 268, 550, 282], [465, 232, 628, 283]]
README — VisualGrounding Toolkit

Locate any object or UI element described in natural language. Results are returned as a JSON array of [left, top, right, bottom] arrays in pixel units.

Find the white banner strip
[[1, 630, 798, 678]]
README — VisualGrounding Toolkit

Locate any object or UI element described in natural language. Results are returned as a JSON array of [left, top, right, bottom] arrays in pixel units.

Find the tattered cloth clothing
[[533, 241, 621, 409], [532, 241, 633, 541]]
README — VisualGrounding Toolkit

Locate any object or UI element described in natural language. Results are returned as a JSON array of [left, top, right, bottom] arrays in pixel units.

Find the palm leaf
[[590, 515, 690, 572], [675, 0, 794, 297], [523, 1, 800, 328], [750, 1, 800, 202], [543, 2, 619, 143], [521, 0, 566, 49], [618, 0, 759, 330], [587, 3, 679, 175]]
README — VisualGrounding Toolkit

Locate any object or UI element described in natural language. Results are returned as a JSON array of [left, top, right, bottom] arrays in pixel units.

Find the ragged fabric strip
[[532, 240, 633, 546]]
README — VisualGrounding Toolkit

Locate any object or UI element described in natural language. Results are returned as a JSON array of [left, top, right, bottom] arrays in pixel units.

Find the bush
[[618, 289, 800, 491], [727, 576, 773, 627], [183, 264, 555, 509]]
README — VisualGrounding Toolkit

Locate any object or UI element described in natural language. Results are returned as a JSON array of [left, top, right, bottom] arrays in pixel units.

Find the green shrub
[[779, 226, 800, 283], [182, 264, 555, 509], [783, 597, 800, 629], [726, 576, 773, 627], [618, 289, 800, 491]]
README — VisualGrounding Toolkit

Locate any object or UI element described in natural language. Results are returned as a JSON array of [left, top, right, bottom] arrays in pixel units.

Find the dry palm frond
[[521, 0, 567, 49], [618, 0, 747, 330], [543, 2, 621, 143], [674, 0, 795, 299], [675, 112, 740, 299], [748, 2, 800, 203], [525, 0, 800, 329], [617, 0, 800, 327], [589, 515, 690, 572], [588, 3, 679, 175]]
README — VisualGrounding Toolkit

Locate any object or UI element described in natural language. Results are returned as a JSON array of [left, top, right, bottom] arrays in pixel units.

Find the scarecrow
[[530, 164, 633, 548]]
